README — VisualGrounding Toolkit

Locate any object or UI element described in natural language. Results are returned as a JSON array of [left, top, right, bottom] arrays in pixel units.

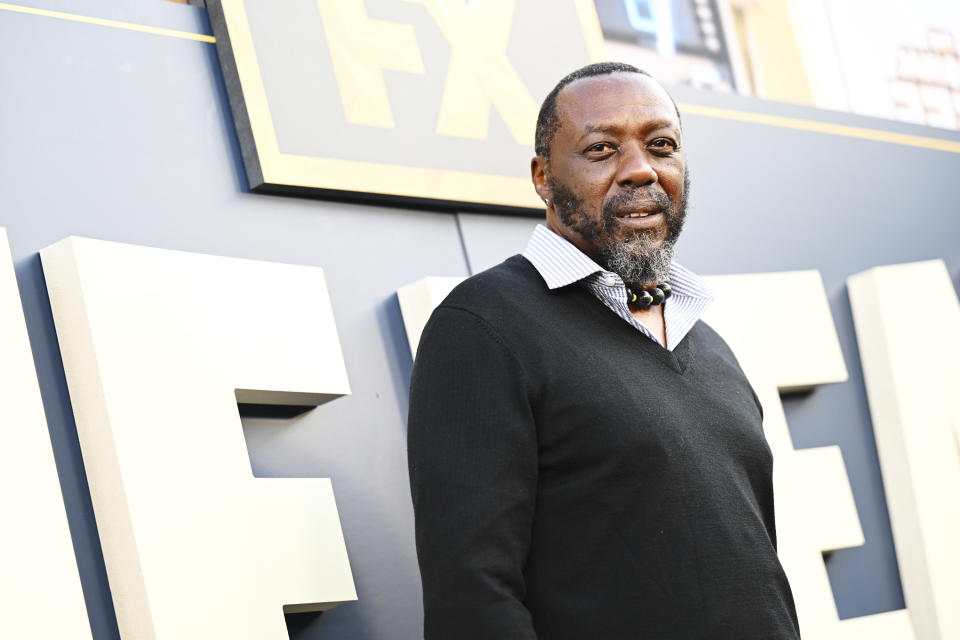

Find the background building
[[596, 0, 960, 130]]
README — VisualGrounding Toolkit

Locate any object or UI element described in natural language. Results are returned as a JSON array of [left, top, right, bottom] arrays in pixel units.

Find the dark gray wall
[[1, 1, 959, 638]]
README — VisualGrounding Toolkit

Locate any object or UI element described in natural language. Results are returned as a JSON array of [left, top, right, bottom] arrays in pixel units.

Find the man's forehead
[[555, 72, 678, 129]]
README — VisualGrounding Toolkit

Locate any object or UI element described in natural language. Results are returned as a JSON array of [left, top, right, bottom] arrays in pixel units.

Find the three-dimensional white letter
[[42, 237, 356, 640], [0, 228, 91, 639]]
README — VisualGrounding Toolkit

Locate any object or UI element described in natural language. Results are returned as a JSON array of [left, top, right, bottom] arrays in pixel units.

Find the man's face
[[532, 73, 687, 286]]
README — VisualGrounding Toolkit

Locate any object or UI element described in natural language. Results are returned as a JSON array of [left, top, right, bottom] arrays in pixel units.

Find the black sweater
[[408, 256, 800, 640]]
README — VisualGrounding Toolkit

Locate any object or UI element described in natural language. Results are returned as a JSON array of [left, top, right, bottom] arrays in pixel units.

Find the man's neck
[[629, 303, 667, 348]]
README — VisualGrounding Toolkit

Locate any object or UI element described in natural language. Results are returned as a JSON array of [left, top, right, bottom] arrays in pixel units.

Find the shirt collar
[[521, 224, 714, 302], [521, 224, 604, 289]]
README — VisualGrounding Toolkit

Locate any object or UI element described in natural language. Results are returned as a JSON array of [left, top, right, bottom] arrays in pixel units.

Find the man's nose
[[615, 144, 657, 187]]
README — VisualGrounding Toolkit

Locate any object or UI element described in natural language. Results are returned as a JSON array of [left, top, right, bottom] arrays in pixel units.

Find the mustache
[[602, 188, 672, 219]]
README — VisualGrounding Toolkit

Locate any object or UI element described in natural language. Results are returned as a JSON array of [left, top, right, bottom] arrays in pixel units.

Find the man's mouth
[[612, 200, 663, 218], [611, 205, 665, 231]]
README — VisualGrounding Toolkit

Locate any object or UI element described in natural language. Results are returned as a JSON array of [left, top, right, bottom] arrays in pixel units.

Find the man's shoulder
[[691, 318, 723, 343], [438, 254, 545, 317], [690, 319, 747, 370], [689, 319, 731, 350], [419, 255, 552, 350]]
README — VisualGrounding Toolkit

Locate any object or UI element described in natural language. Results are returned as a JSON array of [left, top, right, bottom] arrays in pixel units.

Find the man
[[407, 62, 800, 639]]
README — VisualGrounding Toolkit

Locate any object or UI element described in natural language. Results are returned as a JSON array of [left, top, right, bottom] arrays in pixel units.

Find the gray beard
[[600, 231, 675, 286], [548, 168, 689, 288]]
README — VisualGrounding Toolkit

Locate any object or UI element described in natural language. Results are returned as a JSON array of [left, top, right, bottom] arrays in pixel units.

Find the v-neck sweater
[[408, 255, 800, 640], [521, 223, 714, 349]]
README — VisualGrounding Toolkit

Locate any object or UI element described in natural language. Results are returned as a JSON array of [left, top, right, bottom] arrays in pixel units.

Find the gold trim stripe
[[1, 2, 958, 156], [679, 103, 960, 154], [0, 2, 215, 43]]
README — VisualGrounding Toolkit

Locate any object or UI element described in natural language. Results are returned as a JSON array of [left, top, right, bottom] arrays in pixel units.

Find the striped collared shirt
[[521, 224, 713, 351]]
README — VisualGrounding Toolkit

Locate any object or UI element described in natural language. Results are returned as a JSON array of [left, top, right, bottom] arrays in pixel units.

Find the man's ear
[[531, 156, 551, 207]]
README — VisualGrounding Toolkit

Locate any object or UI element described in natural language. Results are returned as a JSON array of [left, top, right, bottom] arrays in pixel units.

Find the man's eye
[[585, 142, 615, 155], [650, 138, 678, 152]]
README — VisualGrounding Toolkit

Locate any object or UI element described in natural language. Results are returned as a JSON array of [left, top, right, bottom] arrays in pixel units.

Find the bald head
[[534, 62, 681, 159]]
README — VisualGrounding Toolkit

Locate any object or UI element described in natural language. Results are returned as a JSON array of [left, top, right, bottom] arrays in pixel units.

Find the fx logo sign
[[206, 0, 604, 211]]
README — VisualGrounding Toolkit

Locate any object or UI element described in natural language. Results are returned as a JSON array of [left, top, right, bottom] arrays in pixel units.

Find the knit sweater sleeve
[[407, 305, 539, 640]]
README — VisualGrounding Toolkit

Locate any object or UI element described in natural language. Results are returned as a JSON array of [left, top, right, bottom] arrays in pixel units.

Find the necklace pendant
[[626, 282, 670, 309], [635, 290, 654, 308]]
